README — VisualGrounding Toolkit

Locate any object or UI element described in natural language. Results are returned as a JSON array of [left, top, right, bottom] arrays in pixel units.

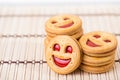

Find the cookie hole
[[51, 21, 57, 24], [93, 35, 101, 38], [66, 46, 72, 53], [59, 22, 74, 28], [64, 17, 69, 20], [86, 39, 99, 47], [104, 40, 111, 43], [53, 44, 60, 51]]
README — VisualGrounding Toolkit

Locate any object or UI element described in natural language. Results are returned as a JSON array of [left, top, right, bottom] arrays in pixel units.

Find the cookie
[[84, 49, 116, 57], [47, 29, 83, 40], [45, 35, 82, 74], [46, 27, 82, 36], [79, 31, 117, 54], [82, 58, 114, 67], [83, 53, 115, 64], [80, 61, 114, 73], [45, 14, 82, 35], [79, 31, 117, 73], [82, 54, 115, 66]]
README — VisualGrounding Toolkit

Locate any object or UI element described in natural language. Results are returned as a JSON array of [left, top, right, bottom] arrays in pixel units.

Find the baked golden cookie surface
[[80, 61, 114, 73], [46, 27, 82, 37], [45, 14, 82, 35], [84, 49, 116, 57], [83, 53, 115, 64], [82, 54, 115, 66], [45, 35, 81, 74], [79, 31, 117, 54], [44, 37, 50, 50], [82, 58, 114, 67], [71, 29, 83, 39]]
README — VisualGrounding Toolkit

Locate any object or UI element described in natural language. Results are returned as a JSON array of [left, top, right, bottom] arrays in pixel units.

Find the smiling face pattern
[[49, 16, 74, 28], [79, 31, 117, 73], [79, 31, 117, 54], [45, 36, 81, 74], [45, 14, 82, 35]]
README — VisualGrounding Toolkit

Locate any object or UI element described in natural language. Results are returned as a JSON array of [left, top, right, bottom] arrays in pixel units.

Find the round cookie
[[46, 29, 83, 41], [47, 30, 83, 40], [80, 61, 114, 73], [45, 35, 81, 74], [82, 58, 114, 67], [46, 27, 83, 36], [84, 49, 116, 57], [82, 53, 115, 64], [79, 31, 117, 54], [45, 14, 82, 35]]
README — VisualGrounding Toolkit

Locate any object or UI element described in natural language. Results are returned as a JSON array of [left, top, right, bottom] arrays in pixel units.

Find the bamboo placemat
[[0, 5, 120, 80]]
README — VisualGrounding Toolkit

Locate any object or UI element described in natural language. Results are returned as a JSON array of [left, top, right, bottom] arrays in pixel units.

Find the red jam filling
[[86, 40, 99, 47], [59, 22, 74, 28], [66, 46, 72, 53], [104, 40, 111, 43], [93, 35, 101, 38], [53, 56, 71, 67], [54, 44, 60, 51]]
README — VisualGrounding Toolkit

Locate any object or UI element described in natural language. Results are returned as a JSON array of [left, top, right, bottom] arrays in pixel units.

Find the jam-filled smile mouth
[[86, 39, 100, 47], [59, 22, 74, 28], [53, 55, 71, 67]]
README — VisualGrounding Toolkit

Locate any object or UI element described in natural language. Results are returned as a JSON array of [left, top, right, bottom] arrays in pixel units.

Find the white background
[[0, 0, 120, 5]]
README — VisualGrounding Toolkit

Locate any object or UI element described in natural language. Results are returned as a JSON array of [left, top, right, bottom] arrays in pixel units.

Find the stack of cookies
[[45, 14, 83, 46], [44, 14, 118, 74], [79, 31, 117, 73]]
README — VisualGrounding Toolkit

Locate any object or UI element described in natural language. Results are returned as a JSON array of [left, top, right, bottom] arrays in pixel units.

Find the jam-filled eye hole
[[51, 21, 57, 24], [93, 35, 101, 38], [53, 44, 60, 51], [66, 46, 72, 53], [63, 17, 69, 20], [104, 40, 111, 43]]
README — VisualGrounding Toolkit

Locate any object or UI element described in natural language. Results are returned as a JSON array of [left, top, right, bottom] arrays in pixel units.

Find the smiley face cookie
[[45, 35, 81, 74], [45, 14, 83, 46], [79, 31, 117, 55], [45, 14, 82, 35], [79, 31, 117, 73]]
